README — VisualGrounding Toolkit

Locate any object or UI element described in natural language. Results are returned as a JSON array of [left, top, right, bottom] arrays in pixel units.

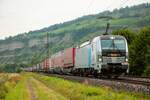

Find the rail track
[[41, 73, 150, 95], [118, 76, 150, 84], [105, 77, 150, 86], [121, 76, 150, 82]]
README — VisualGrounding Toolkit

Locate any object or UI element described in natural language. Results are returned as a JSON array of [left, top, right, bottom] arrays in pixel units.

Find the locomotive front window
[[101, 39, 126, 50], [114, 39, 126, 50], [101, 40, 113, 50]]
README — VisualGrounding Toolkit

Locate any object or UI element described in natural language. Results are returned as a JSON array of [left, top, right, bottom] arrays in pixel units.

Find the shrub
[[143, 66, 150, 76]]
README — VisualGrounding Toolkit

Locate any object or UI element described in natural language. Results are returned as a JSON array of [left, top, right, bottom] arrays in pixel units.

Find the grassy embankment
[[1, 72, 150, 100], [31, 73, 150, 100], [0, 73, 21, 99], [5, 73, 67, 100]]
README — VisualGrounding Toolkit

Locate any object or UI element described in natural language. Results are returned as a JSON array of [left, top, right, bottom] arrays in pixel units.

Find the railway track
[[41, 73, 150, 95], [118, 77, 150, 85], [106, 78, 150, 86], [120, 76, 150, 83]]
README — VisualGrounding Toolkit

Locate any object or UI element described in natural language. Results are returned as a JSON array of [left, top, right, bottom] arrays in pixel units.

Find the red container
[[48, 58, 52, 68], [43, 58, 49, 70], [49, 47, 75, 68], [64, 47, 75, 68], [52, 51, 64, 68], [51, 55, 56, 68]]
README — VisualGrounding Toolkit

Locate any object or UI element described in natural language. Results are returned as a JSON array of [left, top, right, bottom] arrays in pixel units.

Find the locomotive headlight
[[125, 58, 128, 62], [98, 55, 102, 62], [99, 58, 102, 62], [122, 62, 128, 65]]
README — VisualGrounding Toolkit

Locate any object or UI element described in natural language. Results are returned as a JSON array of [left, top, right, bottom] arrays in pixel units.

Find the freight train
[[24, 35, 129, 78]]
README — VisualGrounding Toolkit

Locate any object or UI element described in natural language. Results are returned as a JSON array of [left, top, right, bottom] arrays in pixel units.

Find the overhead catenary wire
[[84, 0, 95, 15], [99, 0, 130, 34], [106, 0, 130, 11], [30, 33, 51, 66]]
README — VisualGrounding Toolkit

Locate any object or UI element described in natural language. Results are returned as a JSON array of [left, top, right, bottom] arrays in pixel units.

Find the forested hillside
[[0, 3, 150, 74]]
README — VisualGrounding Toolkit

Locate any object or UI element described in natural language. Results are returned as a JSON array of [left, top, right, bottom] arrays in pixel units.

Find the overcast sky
[[0, 0, 150, 39]]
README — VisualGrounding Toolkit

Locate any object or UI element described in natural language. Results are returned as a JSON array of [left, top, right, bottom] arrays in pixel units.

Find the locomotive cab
[[91, 35, 129, 77]]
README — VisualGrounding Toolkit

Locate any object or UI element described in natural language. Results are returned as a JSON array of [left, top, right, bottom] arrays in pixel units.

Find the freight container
[[64, 47, 75, 68], [48, 58, 52, 68], [42, 59, 48, 71]]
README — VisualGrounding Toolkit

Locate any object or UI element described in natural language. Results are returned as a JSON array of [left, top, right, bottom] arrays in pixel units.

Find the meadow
[[0, 73, 21, 99], [1, 72, 150, 100]]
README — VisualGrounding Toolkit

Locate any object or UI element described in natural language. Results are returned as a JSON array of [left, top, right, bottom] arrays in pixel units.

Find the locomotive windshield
[[101, 38, 126, 51]]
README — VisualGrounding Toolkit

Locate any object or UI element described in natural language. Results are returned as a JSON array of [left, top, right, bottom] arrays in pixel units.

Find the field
[[0, 73, 21, 99], [0, 72, 149, 100]]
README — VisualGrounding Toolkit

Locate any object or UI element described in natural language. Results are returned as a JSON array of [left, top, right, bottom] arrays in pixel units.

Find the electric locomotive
[[75, 35, 129, 78]]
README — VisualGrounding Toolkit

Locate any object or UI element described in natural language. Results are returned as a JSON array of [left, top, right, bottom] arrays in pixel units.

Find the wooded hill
[[0, 3, 150, 75]]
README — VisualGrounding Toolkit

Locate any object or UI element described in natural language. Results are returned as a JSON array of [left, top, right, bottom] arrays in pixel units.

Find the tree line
[[112, 25, 150, 76]]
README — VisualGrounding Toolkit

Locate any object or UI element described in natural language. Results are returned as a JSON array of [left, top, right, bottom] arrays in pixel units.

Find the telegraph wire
[[84, 0, 95, 15]]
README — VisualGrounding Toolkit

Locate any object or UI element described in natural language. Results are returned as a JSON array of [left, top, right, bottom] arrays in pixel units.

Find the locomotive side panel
[[75, 44, 92, 68]]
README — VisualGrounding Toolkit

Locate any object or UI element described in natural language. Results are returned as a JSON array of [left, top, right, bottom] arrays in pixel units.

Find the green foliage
[[5, 78, 29, 100], [0, 81, 8, 99], [0, 73, 21, 99], [30, 72, 149, 100], [0, 64, 23, 73], [113, 26, 150, 76], [112, 29, 136, 44], [143, 66, 150, 76], [129, 26, 150, 75]]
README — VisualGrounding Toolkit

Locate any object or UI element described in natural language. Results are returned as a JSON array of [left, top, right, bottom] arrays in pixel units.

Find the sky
[[0, 0, 150, 39]]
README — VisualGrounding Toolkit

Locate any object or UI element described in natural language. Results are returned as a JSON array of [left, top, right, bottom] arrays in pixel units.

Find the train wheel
[[107, 75, 111, 79], [94, 73, 98, 78], [114, 75, 119, 79]]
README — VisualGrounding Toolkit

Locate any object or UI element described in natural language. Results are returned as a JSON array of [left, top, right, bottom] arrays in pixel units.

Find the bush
[[143, 66, 150, 76], [112, 26, 150, 76], [112, 29, 135, 44]]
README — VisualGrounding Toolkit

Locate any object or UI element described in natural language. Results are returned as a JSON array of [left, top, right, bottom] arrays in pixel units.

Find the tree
[[130, 26, 150, 75], [112, 29, 136, 45], [112, 27, 150, 76]]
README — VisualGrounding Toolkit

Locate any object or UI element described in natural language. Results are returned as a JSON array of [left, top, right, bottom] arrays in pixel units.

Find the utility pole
[[104, 22, 110, 35], [46, 33, 49, 58], [46, 33, 49, 70]]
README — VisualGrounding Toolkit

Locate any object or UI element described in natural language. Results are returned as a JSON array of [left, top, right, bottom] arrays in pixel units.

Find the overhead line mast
[[46, 32, 49, 69], [47, 32, 49, 58]]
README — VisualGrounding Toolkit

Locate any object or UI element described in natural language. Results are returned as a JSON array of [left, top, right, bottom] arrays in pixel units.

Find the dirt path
[[26, 78, 37, 100], [25, 76, 67, 100]]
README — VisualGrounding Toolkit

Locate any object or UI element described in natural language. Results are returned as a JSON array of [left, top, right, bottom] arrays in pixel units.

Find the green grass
[[29, 72, 150, 100], [3, 73, 150, 100], [5, 73, 67, 100], [0, 73, 21, 99], [29, 77, 67, 100], [5, 77, 30, 100]]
